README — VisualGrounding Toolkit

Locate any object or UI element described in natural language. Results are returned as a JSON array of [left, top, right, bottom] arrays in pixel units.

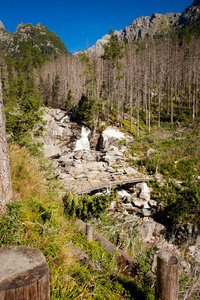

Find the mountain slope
[[0, 22, 69, 59]]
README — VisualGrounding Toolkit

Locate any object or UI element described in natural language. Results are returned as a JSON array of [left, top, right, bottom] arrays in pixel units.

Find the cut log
[[0, 246, 50, 300]]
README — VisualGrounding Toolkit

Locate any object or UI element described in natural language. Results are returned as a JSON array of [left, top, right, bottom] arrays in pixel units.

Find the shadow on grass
[[116, 275, 155, 300]]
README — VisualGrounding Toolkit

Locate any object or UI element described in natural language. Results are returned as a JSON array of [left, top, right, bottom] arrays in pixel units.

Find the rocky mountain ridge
[[86, 0, 200, 56], [1, 0, 199, 58], [177, 0, 200, 26]]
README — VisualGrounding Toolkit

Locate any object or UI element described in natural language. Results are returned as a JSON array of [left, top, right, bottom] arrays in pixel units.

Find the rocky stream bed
[[38, 107, 200, 275]]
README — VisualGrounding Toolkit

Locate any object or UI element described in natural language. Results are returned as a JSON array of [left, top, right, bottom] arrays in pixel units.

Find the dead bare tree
[[0, 73, 13, 212]]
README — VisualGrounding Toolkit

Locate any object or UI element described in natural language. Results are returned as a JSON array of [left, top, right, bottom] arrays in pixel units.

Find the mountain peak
[[193, 0, 200, 6], [1, 22, 68, 59], [178, 0, 200, 26], [0, 21, 5, 30]]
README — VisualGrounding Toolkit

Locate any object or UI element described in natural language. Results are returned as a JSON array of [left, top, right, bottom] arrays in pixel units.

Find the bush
[[63, 191, 117, 221]]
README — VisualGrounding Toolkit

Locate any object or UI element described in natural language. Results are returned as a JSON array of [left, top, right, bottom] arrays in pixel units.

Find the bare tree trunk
[[0, 75, 13, 213]]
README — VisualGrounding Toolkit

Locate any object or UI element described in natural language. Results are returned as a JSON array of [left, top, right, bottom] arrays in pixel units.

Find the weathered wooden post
[[156, 251, 179, 300], [0, 246, 50, 300], [86, 223, 93, 242]]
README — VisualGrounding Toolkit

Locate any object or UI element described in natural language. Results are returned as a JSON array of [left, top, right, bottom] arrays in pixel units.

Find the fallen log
[[76, 219, 134, 275]]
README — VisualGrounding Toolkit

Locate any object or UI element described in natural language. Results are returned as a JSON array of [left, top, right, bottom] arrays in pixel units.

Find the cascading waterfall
[[74, 126, 90, 151]]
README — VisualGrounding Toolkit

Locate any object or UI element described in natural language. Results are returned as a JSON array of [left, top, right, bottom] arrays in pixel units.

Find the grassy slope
[[0, 144, 154, 299]]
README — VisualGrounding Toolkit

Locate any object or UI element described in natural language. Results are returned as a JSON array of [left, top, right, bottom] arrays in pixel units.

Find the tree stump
[[156, 251, 179, 300], [0, 246, 50, 300]]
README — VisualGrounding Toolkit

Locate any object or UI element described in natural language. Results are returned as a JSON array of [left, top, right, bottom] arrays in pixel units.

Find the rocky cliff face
[[86, 0, 200, 57], [118, 12, 180, 43], [177, 0, 200, 26], [0, 21, 12, 42], [0, 21, 4, 29], [86, 12, 180, 56]]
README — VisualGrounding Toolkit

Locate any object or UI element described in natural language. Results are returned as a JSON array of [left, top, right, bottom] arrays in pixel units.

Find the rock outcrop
[[86, 12, 180, 56], [86, 0, 200, 57], [177, 0, 200, 26], [0, 21, 4, 30], [37, 108, 143, 194]]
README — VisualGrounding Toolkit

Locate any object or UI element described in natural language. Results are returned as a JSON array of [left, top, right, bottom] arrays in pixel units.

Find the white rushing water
[[74, 126, 90, 151]]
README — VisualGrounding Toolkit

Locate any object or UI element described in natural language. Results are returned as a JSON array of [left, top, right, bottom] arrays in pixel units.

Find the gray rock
[[73, 150, 84, 160], [148, 199, 158, 208], [81, 150, 95, 161], [135, 182, 152, 201], [138, 221, 165, 241], [140, 207, 156, 217], [132, 198, 146, 208], [85, 13, 180, 57], [58, 173, 74, 181], [123, 167, 137, 175], [60, 115, 70, 123], [105, 167, 116, 173], [84, 161, 105, 171], [109, 201, 117, 210], [0, 21, 5, 30], [147, 148, 158, 157], [54, 110, 66, 121], [43, 145, 61, 158], [53, 169, 61, 177]]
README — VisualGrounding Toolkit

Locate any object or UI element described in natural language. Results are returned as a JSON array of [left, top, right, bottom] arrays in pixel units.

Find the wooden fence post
[[0, 246, 50, 300], [86, 223, 93, 242], [156, 251, 179, 300]]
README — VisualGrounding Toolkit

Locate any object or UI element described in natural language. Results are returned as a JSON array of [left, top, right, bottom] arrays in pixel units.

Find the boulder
[[84, 161, 105, 171], [65, 165, 85, 176], [148, 199, 158, 208], [147, 148, 158, 157], [124, 167, 137, 175], [47, 122, 64, 138], [140, 207, 156, 217], [101, 154, 116, 165], [54, 110, 66, 121], [138, 221, 165, 241], [132, 198, 146, 208], [109, 201, 117, 210], [135, 182, 152, 201], [43, 145, 61, 158], [58, 173, 74, 181], [60, 115, 70, 123], [73, 150, 84, 160]]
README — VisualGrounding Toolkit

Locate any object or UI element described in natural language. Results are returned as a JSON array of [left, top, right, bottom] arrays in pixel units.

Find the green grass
[[0, 144, 155, 299]]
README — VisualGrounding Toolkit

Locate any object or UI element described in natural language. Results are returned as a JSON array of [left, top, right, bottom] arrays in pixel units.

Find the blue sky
[[1, 0, 193, 53]]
